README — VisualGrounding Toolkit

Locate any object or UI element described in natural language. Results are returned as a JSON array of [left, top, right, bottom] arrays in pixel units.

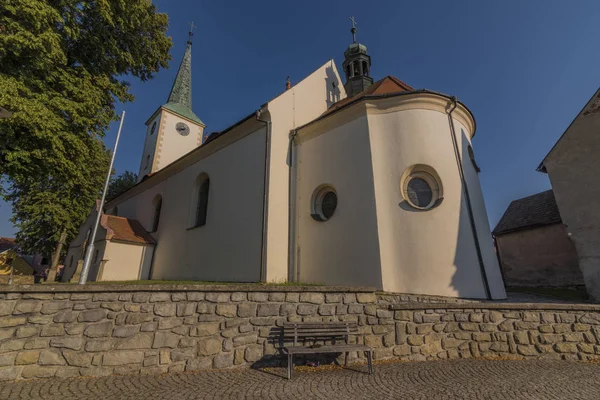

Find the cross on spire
[[187, 21, 196, 44], [349, 16, 357, 43]]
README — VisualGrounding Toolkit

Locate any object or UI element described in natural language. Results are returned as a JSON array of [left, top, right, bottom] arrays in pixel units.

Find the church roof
[[324, 75, 414, 116], [100, 215, 156, 245], [493, 190, 562, 235], [163, 43, 204, 125]]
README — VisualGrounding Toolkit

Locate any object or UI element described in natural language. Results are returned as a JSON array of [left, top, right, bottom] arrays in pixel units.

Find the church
[[62, 23, 507, 300]]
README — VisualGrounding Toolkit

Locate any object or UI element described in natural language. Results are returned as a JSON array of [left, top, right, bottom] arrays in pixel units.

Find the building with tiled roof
[[493, 190, 583, 288], [64, 22, 506, 299]]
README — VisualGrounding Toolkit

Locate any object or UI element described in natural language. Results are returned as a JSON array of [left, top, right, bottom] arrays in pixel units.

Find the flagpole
[[79, 111, 126, 284]]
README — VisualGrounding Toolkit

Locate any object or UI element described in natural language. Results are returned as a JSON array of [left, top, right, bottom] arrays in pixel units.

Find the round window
[[312, 187, 338, 221], [401, 168, 441, 210]]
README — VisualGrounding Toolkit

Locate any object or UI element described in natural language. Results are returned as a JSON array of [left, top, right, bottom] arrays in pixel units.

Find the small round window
[[401, 166, 442, 210], [311, 186, 338, 221]]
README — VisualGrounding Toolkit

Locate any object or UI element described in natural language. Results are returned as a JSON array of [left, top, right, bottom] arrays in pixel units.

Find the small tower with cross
[[342, 17, 373, 97]]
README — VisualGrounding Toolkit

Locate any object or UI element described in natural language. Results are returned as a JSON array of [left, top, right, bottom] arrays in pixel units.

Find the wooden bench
[[282, 322, 373, 379]]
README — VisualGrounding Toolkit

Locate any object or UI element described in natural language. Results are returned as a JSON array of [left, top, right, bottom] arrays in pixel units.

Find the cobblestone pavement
[[1, 360, 599, 400]]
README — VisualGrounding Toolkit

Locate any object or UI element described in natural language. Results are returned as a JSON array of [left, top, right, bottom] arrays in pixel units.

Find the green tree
[[0, 0, 171, 275], [107, 170, 138, 201]]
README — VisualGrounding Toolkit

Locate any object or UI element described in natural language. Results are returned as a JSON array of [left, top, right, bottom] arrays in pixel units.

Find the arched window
[[195, 177, 210, 227], [362, 61, 369, 77], [151, 195, 162, 232]]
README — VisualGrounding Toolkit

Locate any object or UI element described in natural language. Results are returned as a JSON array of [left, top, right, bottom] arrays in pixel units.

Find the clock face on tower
[[175, 122, 190, 136]]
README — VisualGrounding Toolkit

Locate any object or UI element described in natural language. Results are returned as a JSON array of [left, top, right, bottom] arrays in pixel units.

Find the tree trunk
[[48, 228, 67, 282]]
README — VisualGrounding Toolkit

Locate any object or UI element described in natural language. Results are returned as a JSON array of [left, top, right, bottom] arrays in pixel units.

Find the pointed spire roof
[[163, 42, 204, 125]]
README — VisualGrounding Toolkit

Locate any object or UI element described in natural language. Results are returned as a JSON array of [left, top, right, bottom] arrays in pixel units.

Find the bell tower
[[342, 17, 373, 97], [138, 23, 205, 182]]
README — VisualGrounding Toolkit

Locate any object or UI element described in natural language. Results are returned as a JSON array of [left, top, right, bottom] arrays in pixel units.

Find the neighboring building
[[493, 190, 583, 288], [0, 237, 39, 284], [63, 25, 506, 299], [537, 87, 600, 301]]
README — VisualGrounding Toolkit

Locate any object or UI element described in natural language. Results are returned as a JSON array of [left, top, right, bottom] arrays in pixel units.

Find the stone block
[[573, 323, 591, 332], [442, 338, 461, 349], [62, 350, 92, 367], [538, 325, 554, 333], [228, 292, 245, 302], [170, 348, 196, 362], [40, 302, 72, 315], [342, 293, 356, 304], [83, 321, 113, 338], [39, 349, 66, 365], [421, 341, 442, 355], [374, 347, 394, 359], [78, 309, 107, 322], [564, 333, 584, 342], [394, 310, 412, 321], [15, 350, 39, 365], [514, 331, 529, 345], [318, 304, 336, 316], [517, 345, 538, 356], [0, 316, 26, 328], [0, 367, 20, 382], [443, 322, 460, 333], [213, 352, 234, 368], [154, 303, 176, 317], [554, 343, 578, 353], [580, 313, 600, 325], [52, 310, 77, 324], [103, 350, 144, 366], [0, 328, 15, 341], [394, 345, 411, 356], [177, 303, 196, 317], [553, 324, 571, 334], [348, 304, 363, 314], [15, 326, 38, 339], [50, 337, 84, 350], [515, 321, 538, 330], [336, 305, 349, 315], [14, 300, 42, 314], [416, 325, 432, 335], [198, 337, 222, 356], [498, 320, 514, 332], [113, 325, 140, 338], [355, 293, 375, 304], [92, 293, 120, 302], [0, 301, 16, 317], [24, 338, 48, 350], [325, 293, 341, 303], [522, 312, 540, 322], [132, 293, 150, 303], [116, 333, 153, 350], [172, 325, 189, 335], [124, 304, 141, 313], [244, 344, 262, 362], [125, 313, 154, 325], [407, 335, 423, 346], [0, 353, 16, 367], [40, 324, 66, 337], [454, 332, 471, 340], [21, 365, 58, 379], [257, 303, 280, 317], [141, 322, 156, 332], [215, 304, 237, 317], [28, 316, 52, 325], [267, 293, 285, 302], [171, 293, 187, 302], [538, 333, 562, 345], [559, 313, 578, 323], [153, 332, 180, 349], [101, 303, 123, 312], [158, 317, 183, 330], [233, 334, 258, 347], [422, 314, 441, 323], [459, 323, 479, 332], [279, 304, 296, 316], [297, 305, 318, 315], [248, 293, 268, 302], [299, 293, 324, 304], [149, 293, 171, 303], [578, 343, 595, 354]]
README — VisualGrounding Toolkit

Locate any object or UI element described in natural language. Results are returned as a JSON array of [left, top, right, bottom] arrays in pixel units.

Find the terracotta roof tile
[[100, 215, 156, 245], [493, 190, 562, 235], [324, 75, 414, 116]]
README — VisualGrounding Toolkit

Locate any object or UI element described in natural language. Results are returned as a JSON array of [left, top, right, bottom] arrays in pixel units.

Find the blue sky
[[1, 0, 599, 237]]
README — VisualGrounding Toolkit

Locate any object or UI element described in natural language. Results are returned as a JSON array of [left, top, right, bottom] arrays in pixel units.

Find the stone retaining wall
[[0, 285, 599, 381]]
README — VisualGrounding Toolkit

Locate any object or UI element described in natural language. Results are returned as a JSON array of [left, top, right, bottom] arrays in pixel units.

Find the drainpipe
[[288, 130, 299, 282], [447, 97, 492, 300], [256, 108, 271, 283]]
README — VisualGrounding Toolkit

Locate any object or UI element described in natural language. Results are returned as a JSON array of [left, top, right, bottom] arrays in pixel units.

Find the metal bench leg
[[367, 351, 373, 375], [344, 352, 348, 367], [287, 353, 292, 380]]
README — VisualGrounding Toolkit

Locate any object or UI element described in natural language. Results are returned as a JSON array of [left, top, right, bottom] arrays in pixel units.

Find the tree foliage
[[0, 0, 171, 258], [107, 170, 138, 201]]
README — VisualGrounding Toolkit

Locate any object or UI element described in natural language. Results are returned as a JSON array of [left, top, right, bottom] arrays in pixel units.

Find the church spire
[[164, 23, 203, 125], [342, 17, 373, 97]]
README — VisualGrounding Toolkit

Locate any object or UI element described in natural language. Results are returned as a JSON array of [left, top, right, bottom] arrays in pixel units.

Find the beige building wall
[[293, 112, 382, 287], [496, 224, 582, 287], [543, 88, 600, 300], [108, 121, 267, 282], [100, 242, 154, 281], [263, 60, 346, 282]]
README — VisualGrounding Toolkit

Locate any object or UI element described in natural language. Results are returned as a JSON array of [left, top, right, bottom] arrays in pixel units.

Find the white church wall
[[293, 111, 383, 288], [138, 113, 162, 180], [366, 95, 505, 299], [264, 59, 346, 282], [111, 124, 267, 282], [101, 242, 153, 281]]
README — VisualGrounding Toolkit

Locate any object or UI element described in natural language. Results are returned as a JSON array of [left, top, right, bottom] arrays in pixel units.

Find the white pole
[[79, 111, 126, 284]]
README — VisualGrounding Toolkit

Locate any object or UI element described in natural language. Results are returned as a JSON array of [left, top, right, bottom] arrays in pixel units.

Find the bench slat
[[285, 344, 371, 354]]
